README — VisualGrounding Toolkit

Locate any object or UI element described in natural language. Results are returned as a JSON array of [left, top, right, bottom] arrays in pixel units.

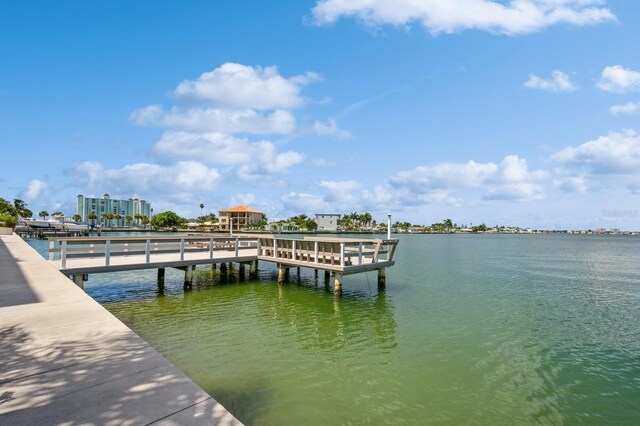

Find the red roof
[[219, 205, 262, 213]]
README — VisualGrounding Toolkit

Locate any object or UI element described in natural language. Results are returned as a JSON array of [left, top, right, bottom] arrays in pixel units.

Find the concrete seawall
[[0, 233, 242, 425]]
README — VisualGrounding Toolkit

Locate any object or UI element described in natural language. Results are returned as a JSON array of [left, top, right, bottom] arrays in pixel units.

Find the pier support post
[[157, 268, 165, 293], [72, 275, 84, 290], [220, 263, 228, 273], [250, 260, 258, 279], [239, 264, 246, 281], [211, 263, 217, 270], [324, 270, 330, 280], [377, 268, 386, 289], [334, 272, 343, 296], [184, 265, 193, 289], [278, 264, 286, 285]]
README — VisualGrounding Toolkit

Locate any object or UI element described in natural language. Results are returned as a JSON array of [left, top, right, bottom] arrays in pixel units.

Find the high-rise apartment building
[[76, 194, 152, 226]]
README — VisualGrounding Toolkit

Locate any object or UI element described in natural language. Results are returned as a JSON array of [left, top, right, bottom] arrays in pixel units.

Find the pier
[[0, 233, 241, 424], [47, 235, 398, 295]]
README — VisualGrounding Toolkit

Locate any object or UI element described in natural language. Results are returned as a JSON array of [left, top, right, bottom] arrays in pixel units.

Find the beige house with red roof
[[218, 205, 263, 231]]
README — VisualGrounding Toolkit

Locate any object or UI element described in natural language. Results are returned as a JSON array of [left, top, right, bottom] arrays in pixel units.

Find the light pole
[[387, 213, 392, 240]]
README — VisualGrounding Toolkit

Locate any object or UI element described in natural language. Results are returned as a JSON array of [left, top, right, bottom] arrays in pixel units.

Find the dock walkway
[[0, 233, 241, 425]]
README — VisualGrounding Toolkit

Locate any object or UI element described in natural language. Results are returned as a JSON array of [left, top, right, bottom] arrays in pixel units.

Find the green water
[[60, 234, 640, 424]]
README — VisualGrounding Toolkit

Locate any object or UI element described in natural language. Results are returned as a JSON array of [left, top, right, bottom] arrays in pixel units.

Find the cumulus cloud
[[311, 0, 615, 35], [152, 131, 304, 179], [524, 70, 578, 92], [551, 129, 640, 174], [610, 102, 640, 115], [130, 104, 295, 135], [23, 179, 48, 201], [313, 119, 350, 139], [597, 65, 640, 93], [388, 155, 547, 200], [175, 63, 320, 110], [74, 161, 221, 196], [554, 176, 588, 193]]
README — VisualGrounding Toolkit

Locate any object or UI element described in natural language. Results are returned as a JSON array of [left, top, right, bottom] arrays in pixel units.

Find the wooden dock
[[48, 234, 398, 294], [0, 233, 241, 425]]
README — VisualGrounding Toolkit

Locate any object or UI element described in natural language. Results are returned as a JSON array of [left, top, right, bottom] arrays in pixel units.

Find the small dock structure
[[48, 234, 398, 295]]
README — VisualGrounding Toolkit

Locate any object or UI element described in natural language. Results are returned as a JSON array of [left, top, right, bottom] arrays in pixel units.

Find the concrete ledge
[[0, 234, 242, 425]]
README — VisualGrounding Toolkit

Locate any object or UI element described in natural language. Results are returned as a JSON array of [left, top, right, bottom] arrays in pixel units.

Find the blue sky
[[2, 1, 640, 229]]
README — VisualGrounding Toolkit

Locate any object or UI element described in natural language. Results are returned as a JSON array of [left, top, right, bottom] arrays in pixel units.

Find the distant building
[[218, 205, 263, 231], [315, 214, 341, 231], [76, 194, 151, 226]]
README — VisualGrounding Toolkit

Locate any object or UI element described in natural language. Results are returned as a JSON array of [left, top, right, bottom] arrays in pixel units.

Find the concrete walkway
[[0, 233, 242, 425]]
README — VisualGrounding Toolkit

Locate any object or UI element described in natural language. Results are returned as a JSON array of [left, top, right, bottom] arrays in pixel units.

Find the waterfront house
[[218, 205, 263, 231], [315, 214, 341, 231]]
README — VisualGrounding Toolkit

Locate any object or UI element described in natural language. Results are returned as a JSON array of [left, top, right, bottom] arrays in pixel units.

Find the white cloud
[[597, 65, 640, 93], [524, 70, 578, 92], [610, 102, 640, 115], [23, 179, 48, 201], [280, 192, 329, 213], [554, 176, 588, 193], [74, 161, 221, 196], [130, 105, 295, 135], [228, 193, 256, 207], [388, 155, 547, 200], [151, 131, 304, 179], [311, 0, 615, 35], [313, 119, 350, 139], [552, 130, 640, 175], [175, 63, 320, 110]]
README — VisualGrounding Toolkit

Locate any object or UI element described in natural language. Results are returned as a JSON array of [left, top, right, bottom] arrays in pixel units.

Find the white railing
[[49, 235, 258, 270], [256, 237, 398, 268]]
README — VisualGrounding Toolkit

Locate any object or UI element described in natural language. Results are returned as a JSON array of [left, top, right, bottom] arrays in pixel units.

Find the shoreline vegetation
[[2, 197, 636, 236]]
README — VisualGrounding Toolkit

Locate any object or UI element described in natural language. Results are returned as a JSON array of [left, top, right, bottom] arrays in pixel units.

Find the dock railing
[[257, 236, 397, 274], [49, 235, 258, 270]]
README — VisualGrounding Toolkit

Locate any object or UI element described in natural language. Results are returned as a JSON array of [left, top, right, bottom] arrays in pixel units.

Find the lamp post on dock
[[387, 213, 392, 239]]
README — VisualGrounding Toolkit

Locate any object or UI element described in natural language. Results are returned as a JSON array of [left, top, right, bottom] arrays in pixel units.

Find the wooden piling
[[378, 268, 386, 289], [278, 264, 286, 284], [334, 272, 343, 296]]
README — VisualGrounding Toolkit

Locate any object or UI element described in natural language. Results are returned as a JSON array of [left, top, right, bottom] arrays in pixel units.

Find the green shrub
[[0, 212, 17, 228]]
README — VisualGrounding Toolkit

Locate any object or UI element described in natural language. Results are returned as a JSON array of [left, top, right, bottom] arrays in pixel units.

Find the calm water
[[29, 234, 640, 424]]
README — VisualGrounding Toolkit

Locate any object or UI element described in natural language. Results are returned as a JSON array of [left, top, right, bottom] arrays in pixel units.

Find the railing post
[[49, 240, 54, 261], [359, 242, 364, 265], [105, 240, 111, 267], [256, 238, 261, 256], [340, 242, 345, 267], [273, 239, 277, 258], [180, 238, 185, 261], [209, 238, 214, 259], [235, 237, 239, 257], [314, 241, 319, 264], [61, 240, 67, 269], [145, 239, 151, 263], [292, 240, 297, 261]]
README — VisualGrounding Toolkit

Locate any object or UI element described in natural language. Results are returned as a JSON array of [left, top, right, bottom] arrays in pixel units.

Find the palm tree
[[39, 210, 49, 220], [13, 199, 30, 218], [125, 215, 133, 227], [102, 213, 114, 227], [72, 214, 82, 222], [88, 212, 97, 227], [134, 213, 143, 226], [361, 212, 372, 229], [51, 211, 64, 218], [141, 215, 149, 228], [113, 214, 122, 227], [199, 203, 204, 217]]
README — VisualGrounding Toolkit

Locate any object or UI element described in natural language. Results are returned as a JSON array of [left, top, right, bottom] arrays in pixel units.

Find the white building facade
[[315, 214, 341, 231], [77, 194, 152, 226]]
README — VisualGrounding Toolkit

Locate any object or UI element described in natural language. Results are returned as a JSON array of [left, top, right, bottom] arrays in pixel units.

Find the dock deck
[[48, 234, 397, 278], [0, 233, 241, 425]]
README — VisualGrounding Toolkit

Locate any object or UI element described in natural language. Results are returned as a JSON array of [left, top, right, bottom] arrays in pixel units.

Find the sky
[[1, 0, 640, 230]]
